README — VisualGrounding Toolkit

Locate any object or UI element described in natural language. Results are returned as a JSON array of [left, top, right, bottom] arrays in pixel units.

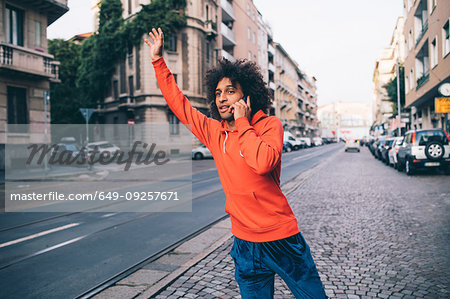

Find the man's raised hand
[[144, 28, 164, 61]]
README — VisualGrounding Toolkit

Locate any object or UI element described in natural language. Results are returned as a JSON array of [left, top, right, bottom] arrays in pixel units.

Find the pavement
[[93, 145, 449, 298]]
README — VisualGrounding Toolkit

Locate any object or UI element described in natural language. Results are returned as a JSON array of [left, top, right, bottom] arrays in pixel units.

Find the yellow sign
[[435, 97, 450, 113]]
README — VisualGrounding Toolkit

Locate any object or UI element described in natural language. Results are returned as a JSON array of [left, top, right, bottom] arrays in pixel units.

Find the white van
[[283, 132, 305, 151]]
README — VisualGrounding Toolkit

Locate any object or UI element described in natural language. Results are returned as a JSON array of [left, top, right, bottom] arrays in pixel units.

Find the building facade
[[402, 0, 450, 131], [93, 0, 320, 140], [0, 0, 68, 169], [95, 0, 218, 148], [372, 17, 406, 135]]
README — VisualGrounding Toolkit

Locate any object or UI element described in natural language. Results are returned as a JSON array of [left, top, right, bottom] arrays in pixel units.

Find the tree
[[383, 65, 405, 114], [77, 0, 186, 109], [48, 39, 84, 124], [50, 0, 187, 124]]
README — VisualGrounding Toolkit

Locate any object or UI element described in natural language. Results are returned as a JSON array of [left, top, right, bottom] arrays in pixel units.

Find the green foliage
[[50, 0, 186, 124], [48, 39, 85, 124], [383, 65, 405, 114]]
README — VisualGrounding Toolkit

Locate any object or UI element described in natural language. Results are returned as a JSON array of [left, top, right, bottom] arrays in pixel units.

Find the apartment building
[[273, 43, 319, 137], [95, 0, 218, 145], [372, 17, 406, 135], [403, 0, 450, 131], [0, 0, 68, 169], [219, 0, 258, 62]]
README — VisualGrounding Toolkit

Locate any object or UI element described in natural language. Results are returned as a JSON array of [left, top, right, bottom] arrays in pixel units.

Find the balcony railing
[[0, 43, 59, 81], [416, 73, 429, 90], [221, 0, 236, 22], [221, 50, 235, 62], [221, 23, 236, 46], [415, 21, 428, 47]]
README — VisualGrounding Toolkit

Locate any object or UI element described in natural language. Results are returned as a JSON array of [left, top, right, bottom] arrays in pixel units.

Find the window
[[247, 4, 250, 16], [5, 5, 24, 46], [113, 80, 119, 100], [405, 75, 409, 92], [167, 35, 177, 52], [128, 76, 134, 97], [127, 46, 133, 68], [7, 86, 28, 124], [429, 0, 436, 13], [248, 27, 251, 40], [169, 113, 179, 135], [248, 51, 252, 60], [408, 30, 413, 50], [253, 32, 256, 44], [430, 36, 437, 68], [206, 40, 210, 63], [34, 21, 41, 47], [120, 59, 127, 94], [135, 47, 140, 90], [206, 4, 209, 21], [128, 0, 132, 15], [443, 20, 450, 57]]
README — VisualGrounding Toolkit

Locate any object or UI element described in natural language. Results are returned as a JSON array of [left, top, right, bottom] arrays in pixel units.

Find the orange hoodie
[[153, 58, 300, 242]]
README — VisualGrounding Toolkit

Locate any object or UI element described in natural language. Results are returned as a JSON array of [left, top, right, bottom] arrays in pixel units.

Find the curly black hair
[[205, 59, 272, 120]]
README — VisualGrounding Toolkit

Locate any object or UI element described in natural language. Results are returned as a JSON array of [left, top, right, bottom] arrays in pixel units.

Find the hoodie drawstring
[[223, 131, 228, 154]]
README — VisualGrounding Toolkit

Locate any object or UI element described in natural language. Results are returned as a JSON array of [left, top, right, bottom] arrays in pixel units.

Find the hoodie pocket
[[225, 191, 283, 230]]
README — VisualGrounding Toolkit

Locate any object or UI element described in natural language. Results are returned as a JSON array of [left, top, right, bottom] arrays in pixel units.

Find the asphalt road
[[0, 143, 341, 298]]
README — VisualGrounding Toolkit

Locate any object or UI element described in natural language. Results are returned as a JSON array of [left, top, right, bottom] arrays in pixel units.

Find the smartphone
[[243, 96, 247, 103]]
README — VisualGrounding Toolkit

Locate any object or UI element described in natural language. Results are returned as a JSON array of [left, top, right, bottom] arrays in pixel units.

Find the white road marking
[[101, 213, 117, 218], [0, 223, 80, 248]]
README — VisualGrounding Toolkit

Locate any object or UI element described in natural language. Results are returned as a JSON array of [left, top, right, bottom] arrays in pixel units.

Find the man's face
[[215, 77, 244, 121]]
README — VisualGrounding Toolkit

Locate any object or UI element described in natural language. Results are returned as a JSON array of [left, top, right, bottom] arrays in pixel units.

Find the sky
[[48, 0, 404, 106]]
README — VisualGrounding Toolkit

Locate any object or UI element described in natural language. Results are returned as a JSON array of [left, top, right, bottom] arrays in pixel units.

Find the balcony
[[268, 44, 275, 57], [221, 23, 236, 46], [0, 43, 60, 82], [415, 21, 428, 47], [205, 21, 217, 38], [221, 49, 235, 62], [20, 0, 69, 25], [416, 73, 429, 90], [268, 63, 275, 74], [221, 0, 235, 22], [269, 81, 276, 91]]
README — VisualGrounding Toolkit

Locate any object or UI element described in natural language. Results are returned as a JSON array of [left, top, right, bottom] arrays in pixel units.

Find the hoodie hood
[[219, 110, 268, 132]]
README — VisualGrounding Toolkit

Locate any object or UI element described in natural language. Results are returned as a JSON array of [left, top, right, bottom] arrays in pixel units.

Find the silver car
[[388, 137, 404, 168]]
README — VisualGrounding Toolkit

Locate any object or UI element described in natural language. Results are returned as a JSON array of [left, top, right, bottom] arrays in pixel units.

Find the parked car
[[397, 129, 450, 175], [380, 137, 396, 165], [284, 132, 305, 150], [388, 137, 404, 168], [50, 143, 89, 167], [312, 137, 323, 146], [192, 145, 212, 160], [298, 137, 312, 147], [374, 137, 387, 160], [345, 138, 360, 152], [87, 141, 120, 155]]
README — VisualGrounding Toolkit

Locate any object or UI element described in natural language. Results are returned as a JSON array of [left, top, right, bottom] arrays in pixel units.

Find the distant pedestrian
[[145, 28, 327, 299]]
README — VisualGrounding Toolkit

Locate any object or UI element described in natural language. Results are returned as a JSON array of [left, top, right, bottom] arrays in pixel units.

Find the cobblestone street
[[153, 146, 450, 298]]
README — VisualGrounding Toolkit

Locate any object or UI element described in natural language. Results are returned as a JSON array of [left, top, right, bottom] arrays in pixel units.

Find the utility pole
[[396, 60, 401, 137]]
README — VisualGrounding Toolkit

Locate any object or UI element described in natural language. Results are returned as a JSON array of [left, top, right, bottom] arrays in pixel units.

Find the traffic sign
[[128, 119, 135, 126], [80, 108, 94, 121]]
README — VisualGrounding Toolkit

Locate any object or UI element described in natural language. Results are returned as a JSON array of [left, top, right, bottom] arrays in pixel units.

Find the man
[[145, 28, 326, 298]]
